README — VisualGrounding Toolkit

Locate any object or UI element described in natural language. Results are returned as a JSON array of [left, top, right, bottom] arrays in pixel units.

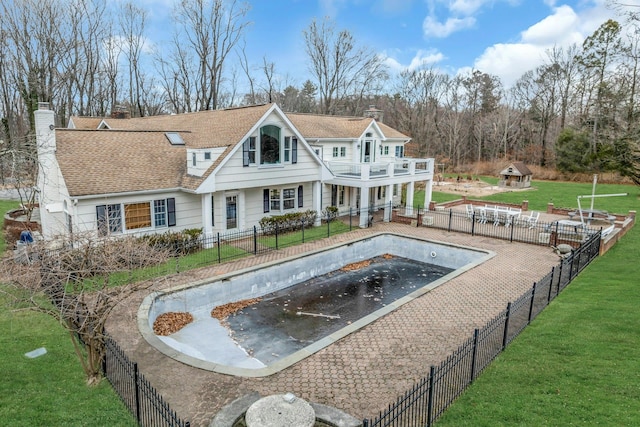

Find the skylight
[[166, 132, 185, 145]]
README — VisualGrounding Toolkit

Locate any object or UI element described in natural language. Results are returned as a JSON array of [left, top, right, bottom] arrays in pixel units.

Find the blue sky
[[140, 0, 636, 89]]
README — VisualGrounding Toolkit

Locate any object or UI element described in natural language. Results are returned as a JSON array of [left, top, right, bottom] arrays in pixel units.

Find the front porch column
[[383, 184, 393, 222], [313, 181, 322, 226], [405, 181, 415, 215], [201, 193, 214, 248], [424, 178, 433, 211], [359, 187, 370, 228]]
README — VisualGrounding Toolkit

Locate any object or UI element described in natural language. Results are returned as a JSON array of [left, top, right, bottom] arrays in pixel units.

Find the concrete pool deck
[[107, 223, 562, 427]]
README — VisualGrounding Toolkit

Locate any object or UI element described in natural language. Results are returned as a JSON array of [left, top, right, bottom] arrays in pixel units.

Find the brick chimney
[[111, 105, 131, 119], [364, 105, 383, 123]]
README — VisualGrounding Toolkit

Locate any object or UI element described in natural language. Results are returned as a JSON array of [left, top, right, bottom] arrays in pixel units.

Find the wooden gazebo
[[498, 162, 532, 188]]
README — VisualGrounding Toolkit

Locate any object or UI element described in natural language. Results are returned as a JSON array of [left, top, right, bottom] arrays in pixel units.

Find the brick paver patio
[[107, 223, 561, 426]]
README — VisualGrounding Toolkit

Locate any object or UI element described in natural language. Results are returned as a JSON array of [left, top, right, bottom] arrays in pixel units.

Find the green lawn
[[0, 291, 137, 426], [432, 180, 640, 426]]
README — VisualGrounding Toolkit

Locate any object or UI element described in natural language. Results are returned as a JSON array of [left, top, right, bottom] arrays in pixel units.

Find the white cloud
[[468, 3, 621, 88], [520, 5, 579, 45], [448, 0, 489, 16], [423, 15, 476, 38], [385, 49, 445, 72]]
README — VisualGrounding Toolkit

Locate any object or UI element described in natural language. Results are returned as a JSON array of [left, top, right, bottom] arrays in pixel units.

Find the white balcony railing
[[327, 158, 433, 181]]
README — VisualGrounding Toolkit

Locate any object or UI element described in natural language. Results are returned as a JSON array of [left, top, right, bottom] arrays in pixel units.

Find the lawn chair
[[525, 211, 540, 229], [477, 207, 488, 224], [465, 204, 475, 221]]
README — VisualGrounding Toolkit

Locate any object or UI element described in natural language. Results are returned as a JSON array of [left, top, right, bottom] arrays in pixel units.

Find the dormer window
[[260, 125, 280, 165], [204, 152, 211, 160], [192, 152, 196, 166]]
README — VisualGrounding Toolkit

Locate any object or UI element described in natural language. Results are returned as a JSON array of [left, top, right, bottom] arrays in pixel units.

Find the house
[[498, 162, 532, 189], [35, 103, 434, 241]]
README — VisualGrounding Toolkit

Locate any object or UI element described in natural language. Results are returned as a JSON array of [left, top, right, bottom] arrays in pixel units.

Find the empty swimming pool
[[139, 233, 495, 377]]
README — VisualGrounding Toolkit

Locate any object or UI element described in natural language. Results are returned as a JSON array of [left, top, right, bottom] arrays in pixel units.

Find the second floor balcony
[[326, 158, 434, 182]]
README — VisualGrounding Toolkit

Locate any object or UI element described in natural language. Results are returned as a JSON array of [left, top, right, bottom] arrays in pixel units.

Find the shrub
[[141, 228, 203, 256], [259, 210, 317, 235], [322, 206, 339, 222]]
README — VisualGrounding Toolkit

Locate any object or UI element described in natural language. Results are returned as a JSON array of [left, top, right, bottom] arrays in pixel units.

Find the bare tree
[[303, 17, 388, 115], [118, 1, 148, 117], [2, 235, 170, 385], [166, 0, 251, 111]]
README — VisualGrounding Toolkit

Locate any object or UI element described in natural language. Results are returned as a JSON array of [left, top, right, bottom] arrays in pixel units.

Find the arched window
[[260, 125, 280, 165]]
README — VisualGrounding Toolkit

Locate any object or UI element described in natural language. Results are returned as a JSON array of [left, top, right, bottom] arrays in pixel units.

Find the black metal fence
[[392, 205, 602, 248], [104, 336, 190, 427], [362, 229, 601, 427]]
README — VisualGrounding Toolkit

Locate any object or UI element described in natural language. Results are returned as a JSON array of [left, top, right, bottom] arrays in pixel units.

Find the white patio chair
[[465, 204, 475, 221], [526, 211, 540, 229], [477, 207, 488, 224]]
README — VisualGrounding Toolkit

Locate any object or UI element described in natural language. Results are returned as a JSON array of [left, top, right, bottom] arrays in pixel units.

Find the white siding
[[74, 191, 201, 238], [212, 114, 323, 192]]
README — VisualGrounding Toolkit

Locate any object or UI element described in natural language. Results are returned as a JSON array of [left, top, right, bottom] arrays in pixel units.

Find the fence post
[[448, 209, 453, 232], [528, 282, 537, 324], [553, 221, 559, 246], [133, 362, 141, 424], [471, 212, 476, 236], [349, 207, 352, 230], [502, 302, 511, 350], [509, 220, 515, 242], [216, 233, 221, 263], [470, 328, 479, 382], [275, 222, 279, 250], [547, 266, 555, 303], [427, 365, 435, 427], [302, 219, 305, 242], [327, 214, 330, 237], [253, 226, 257, 255], [362, 419, 369, 427]]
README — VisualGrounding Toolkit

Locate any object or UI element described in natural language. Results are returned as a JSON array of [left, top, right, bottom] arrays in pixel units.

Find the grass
[[431, 180, 640, 426], [259, 220, 352, 249], [0, 291, 137, 426]]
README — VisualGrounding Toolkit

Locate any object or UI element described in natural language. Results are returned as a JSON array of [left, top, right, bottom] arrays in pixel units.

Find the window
[[283, 188, 296, 210], [340, 147, 346, 157], [270, 189, 281, 211], [154, 200, 167, 227], [331, 185, 338, 206], [243, 137, 256, 166], [124, 202, 151, 230], [333, 147, 339, 158], [192, 152, 196, 166], [153, 198, 176, 228], [284, 137, 291, 162], [204, 152, 211, 160], [395, 146, 404, 158], [96, 204, 122, 236], [384, 146, 389, 155], [260, 125, 280, 165], [338, 185, 345, 205], [264, 187, 298, 212], [292, 138, 298, 164], [226, 196, 237, 229], [298, 185, 303, 208]]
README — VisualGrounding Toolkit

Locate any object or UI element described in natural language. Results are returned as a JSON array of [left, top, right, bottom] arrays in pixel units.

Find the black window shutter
[[263, 189, 270, 213], [292, 138, 298, 164], [243, 139, 249, 166], [298, 185, 303, 208], [167, 198, 176, 226], [331, 185, 337, 206]]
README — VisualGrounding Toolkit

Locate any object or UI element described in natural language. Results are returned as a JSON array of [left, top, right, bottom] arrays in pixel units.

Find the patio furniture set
[[466, 204, 540, 228]]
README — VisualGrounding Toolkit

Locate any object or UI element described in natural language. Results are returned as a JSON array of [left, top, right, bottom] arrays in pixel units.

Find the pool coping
[[138, 232, 496, 377]]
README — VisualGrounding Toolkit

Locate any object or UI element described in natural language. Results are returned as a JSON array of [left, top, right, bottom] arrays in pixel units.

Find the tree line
[[1, 0, 639, 183]]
